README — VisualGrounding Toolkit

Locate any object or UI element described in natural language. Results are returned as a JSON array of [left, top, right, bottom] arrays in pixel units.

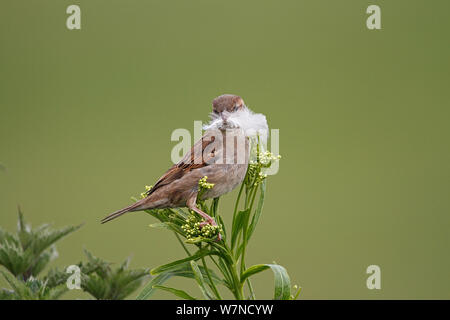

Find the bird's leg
[[186, 194, 221, 243], [186, 193, 217, 226], [190, 205, 222, 241], [188, 205, 217, 226]]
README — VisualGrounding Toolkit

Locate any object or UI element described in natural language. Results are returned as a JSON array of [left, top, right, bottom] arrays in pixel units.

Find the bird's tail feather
[[101, 200, 145, 224]]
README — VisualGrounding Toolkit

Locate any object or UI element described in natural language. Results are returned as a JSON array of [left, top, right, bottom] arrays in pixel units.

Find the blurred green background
[[1, 0, 449, 299]]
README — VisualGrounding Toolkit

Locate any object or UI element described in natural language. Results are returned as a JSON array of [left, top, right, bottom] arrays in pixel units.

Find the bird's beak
[[221, 112, 229, 123]]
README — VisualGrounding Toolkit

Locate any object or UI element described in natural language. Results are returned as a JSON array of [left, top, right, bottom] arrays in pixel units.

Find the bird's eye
[[213, 110, 219, 115]]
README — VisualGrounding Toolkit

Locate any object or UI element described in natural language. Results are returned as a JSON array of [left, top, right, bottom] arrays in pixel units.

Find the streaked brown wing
[[146, 132, 217, 196]]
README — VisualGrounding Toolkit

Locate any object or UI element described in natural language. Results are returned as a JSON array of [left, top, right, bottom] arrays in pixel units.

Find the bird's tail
[[101, 200, 146, 224]]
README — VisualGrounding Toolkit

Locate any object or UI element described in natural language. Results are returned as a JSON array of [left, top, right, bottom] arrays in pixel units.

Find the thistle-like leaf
[[80, 250, 149, 300], [0, 209, 82, 279]]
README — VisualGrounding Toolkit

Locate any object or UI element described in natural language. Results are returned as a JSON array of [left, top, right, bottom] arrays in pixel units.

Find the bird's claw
[[198, 219, 217, 227]]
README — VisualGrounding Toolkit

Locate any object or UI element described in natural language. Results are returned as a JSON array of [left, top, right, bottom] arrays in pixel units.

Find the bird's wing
[[146, 131, 217, 196]]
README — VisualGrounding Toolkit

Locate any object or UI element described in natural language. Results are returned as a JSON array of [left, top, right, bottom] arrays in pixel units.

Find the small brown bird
[[101, 94, 268, 226]]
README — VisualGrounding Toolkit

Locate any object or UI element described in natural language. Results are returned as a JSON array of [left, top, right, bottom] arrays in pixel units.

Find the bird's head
[[204, 94, 268, 141], [212, 94, 245, 123]]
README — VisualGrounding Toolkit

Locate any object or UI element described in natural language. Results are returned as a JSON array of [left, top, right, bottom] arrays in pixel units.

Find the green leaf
[[17, 207, 31, 249], [190, 261, 214, 300], [246, 181, 266, 241], [217, 215, 227, 240], [0, 268, 32, 298], [152, 285, 196, 300], [148, 222, 171, 229], [31, 245, 58, 277], [136, 273, 170, 300], [150, 248, 211, 275], [149, 222, 183, 234], [292, 286, 302, 300], [0, 209, 82, 279], [45, 284, 69, 300], [28, 224, 83, 259], [241, 264, 291, 300], [0, 267, 69, 300], [79, 250, 149, 300], [137, 262, 225, 300], [0, 288, 15, 300], [231, 209, 249, 250]]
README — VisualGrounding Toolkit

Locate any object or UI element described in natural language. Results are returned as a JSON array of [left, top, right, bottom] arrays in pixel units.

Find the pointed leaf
[[150, 248, 211, 275], [137, 262, 225, 300], [136, 273, 170, 300], [241, 264, 291, 300], [149, 222, 172, 229], [0, 269, 32, 299], [152, 285, 196, 300], [190, 261, 214, 300], [231, 209, 249, 250], [247, 181, 266, 241]]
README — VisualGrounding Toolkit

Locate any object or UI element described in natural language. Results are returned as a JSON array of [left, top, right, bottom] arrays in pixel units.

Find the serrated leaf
[[79, 250, 149, 300], [0, 268, 31, 298]]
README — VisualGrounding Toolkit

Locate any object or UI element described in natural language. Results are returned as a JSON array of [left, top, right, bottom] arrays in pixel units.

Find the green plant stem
[[201, 256, 222, 300], [214, 242, 244, 300], [237, 180, 260, 300], [210, 198, 219, 218], [229, 263, 244, 300], [238, 260, 256, 299], [247, 277, 256, 299], [174, 232, 191, 256], [240, 185, 259, 273], [231, 183, 245, 236], [209, 255, 232, 288]]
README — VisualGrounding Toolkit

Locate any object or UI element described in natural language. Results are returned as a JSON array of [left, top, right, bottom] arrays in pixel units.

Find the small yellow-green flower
[[198, 176, 214, 190], [246, 150, 281, 186], [181, 214, 222, 241], [258, 150, 281, 168], [140, 185, 153, 199]]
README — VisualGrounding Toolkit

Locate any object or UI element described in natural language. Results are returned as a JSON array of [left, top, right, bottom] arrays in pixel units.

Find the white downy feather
[[203, 107, 269, 144]]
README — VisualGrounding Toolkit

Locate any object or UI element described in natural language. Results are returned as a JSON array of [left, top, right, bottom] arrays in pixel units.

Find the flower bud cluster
[[247, 150, 281, 186], [198, 176, 214, 190], [181, 215, 221, 241]]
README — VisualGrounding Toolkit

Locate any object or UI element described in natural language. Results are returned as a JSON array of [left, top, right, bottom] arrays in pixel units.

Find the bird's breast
[[199, 130, 249, 200]]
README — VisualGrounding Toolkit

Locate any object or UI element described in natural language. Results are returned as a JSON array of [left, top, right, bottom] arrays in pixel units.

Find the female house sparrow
[[101, 94, 268, 226]]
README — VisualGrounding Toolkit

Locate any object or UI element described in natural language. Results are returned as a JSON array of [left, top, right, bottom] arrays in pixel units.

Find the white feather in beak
[[203, 107, 269, 144]]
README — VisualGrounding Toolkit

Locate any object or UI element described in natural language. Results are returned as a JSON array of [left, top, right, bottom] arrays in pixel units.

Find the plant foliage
[[0, 208, 81, 281], [136, 139, 301, 300], [0, 210, 148, 300], [80, 250, 149, 300]]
